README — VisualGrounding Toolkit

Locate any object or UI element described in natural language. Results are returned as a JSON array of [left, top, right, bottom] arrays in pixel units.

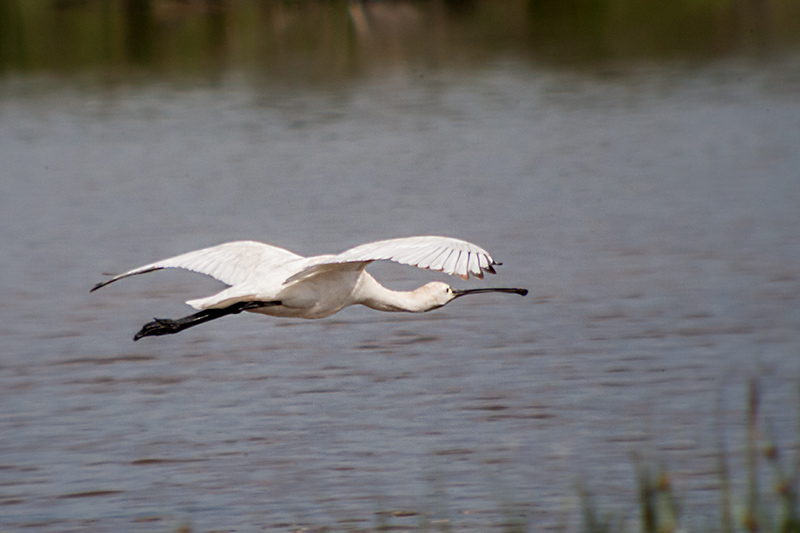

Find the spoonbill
[[91, 236, 528, 341]]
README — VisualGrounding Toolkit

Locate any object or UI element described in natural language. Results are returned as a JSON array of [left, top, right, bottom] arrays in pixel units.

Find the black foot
[[130, 301, 281, 342], [134, 318, 181, 341]]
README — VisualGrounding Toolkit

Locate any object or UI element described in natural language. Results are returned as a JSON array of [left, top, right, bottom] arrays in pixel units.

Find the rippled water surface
[[2, 27, 800, 532]]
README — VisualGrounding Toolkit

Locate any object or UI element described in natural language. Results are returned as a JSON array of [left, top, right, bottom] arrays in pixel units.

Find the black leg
[[133, 300, 280, 341]]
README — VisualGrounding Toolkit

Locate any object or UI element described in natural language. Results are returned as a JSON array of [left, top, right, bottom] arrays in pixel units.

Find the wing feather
[[428, 249, 452, 271], [467, 252, 483, 279], [419, 248, 450, 270], [457, 253, 471, 280], [411, 245, 447, 267], [401, 245, 444, 267], [441, 250, 461, 278], [318, 235, 500, 280], [91, 240, 301, 292]]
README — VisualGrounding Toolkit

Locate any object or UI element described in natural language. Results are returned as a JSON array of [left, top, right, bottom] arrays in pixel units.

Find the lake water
[[2, 6, 800, 531]]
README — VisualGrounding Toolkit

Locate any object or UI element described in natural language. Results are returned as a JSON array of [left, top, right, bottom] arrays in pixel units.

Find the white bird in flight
[[91, 236, 528, 341]]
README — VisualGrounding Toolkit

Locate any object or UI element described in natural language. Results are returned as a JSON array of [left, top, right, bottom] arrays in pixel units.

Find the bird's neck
[[355, 273, 433, 313]]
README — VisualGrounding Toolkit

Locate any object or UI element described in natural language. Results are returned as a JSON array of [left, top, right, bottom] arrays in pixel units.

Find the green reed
[[581, 379, 800, 533]]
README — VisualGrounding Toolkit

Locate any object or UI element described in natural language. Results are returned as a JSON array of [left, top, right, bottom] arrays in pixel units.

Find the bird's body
[[91, 236, 527, 340]]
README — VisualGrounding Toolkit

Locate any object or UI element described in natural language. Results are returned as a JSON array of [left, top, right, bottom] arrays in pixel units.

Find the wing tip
[[90, 280, 108, 293], [90, 267, 163, 293], [455, 255, 501, 280]]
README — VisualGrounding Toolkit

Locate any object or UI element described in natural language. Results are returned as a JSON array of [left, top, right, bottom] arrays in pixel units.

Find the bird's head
[[418, 281, 528, 311]]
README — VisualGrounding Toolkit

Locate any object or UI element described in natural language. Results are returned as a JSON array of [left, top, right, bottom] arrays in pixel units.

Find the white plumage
[[92, 236, 527, 341]]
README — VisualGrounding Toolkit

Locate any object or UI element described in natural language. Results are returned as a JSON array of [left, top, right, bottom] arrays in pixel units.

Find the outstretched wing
[[91, 240, 302, 292], [287, 236, 499, 283]]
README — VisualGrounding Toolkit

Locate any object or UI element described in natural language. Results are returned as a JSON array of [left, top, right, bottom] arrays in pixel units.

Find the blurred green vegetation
[[1, 0, 799, 82], [579, 381, 800, 533], [166, 381, 799, 532]]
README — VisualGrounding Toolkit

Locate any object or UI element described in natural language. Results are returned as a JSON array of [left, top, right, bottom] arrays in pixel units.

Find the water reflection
[[1, 0, 798, 80]]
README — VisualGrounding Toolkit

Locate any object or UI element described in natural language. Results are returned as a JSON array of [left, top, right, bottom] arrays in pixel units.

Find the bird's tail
[[186, 287, 259, 310], [185, 296, 212, 310]]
